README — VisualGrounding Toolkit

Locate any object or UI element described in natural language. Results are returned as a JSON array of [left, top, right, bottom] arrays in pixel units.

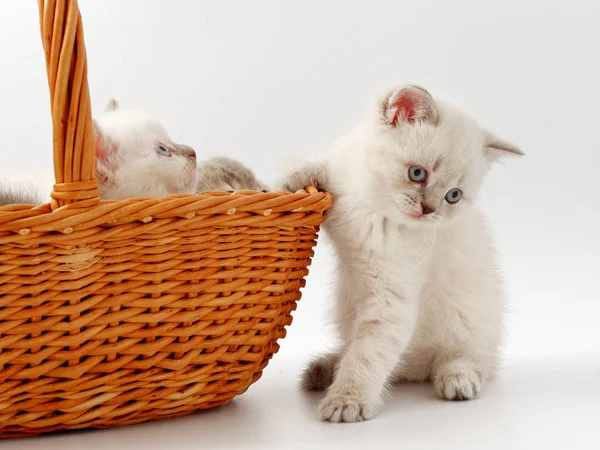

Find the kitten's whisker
[[406, 228, 437, 272]]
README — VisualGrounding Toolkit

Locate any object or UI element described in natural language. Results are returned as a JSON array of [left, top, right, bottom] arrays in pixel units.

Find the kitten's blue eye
[[156, 145, 171, 157], [408, 166, 427, 182], [445, 188, 462, 204]]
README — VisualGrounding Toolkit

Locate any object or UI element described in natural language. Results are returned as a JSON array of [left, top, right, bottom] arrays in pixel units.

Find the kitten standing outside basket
[[279, 85, 522, 423]]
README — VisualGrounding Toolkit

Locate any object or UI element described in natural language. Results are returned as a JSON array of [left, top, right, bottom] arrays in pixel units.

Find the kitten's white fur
[[278, 85, 522, 423], [196, 156, 269, 192], [0, 173, 48, 206], [94, 99, 197, 200]]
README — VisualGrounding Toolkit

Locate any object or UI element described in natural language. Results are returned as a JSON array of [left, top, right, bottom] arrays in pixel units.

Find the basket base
[[0, 363, 267, 439], [1, 398, 236, 439]]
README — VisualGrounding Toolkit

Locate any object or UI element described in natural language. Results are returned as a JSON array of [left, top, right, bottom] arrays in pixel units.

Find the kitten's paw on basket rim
[[279, 163, 328, 193]]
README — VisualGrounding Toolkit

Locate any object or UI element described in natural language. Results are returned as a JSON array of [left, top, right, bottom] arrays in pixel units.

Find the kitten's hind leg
[[278, 161, 328, 193], [431, 356, 489, 401], [301, 352, 341, 391]]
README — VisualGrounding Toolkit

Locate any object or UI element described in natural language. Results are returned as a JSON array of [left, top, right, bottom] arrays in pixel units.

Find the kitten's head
[[362, 85, 522, 228], [93, 99, 197, 200]]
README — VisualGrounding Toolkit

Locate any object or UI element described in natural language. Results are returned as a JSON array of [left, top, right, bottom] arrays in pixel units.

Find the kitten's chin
[[177, 162, 199, 194]]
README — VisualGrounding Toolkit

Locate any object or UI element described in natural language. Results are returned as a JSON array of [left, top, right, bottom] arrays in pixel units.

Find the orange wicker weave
[[0, 0, 331, 438]]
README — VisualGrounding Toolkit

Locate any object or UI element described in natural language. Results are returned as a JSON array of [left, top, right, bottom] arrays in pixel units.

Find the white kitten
[[279, 85, 522, 423], [94, 99, 197, 200], [1, 100, 197, 205]]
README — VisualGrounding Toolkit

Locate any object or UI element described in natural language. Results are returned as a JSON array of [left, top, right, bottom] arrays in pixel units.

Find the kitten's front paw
[[319, 393, 375, 423], [434, 368, 482, 401], [279, 163, 327, 193]]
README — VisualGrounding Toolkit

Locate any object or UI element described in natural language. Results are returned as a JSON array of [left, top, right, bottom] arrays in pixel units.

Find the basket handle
[[38, 0, 98, 210]]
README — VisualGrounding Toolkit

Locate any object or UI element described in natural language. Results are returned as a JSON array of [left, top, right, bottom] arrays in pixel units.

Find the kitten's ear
[[484, 131, 523, 162], [106, 98, 119, 111], [93, 120, 119, 181], [382, 85, 438, 126]]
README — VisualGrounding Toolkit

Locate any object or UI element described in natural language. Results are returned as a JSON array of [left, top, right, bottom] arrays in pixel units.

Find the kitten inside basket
[[0, 99, 267, 206]]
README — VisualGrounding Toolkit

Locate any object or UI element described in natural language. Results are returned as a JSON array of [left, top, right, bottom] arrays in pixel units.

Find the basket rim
[[0, 187, 333, 234]]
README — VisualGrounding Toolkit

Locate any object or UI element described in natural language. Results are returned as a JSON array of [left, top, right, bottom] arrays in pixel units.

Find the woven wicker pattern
[[0, 0, 332, 438]]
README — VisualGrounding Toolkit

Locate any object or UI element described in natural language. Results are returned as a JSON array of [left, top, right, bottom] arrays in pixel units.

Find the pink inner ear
[[94, 134, 118, 172], [391, 93, 418, 126]]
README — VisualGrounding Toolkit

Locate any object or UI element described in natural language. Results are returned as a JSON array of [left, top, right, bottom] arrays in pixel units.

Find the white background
[[1, 1, 599, 449]]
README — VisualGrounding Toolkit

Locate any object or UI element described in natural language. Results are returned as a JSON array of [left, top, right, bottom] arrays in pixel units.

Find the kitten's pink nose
[[175, 144, 196, 159], [421, 202, 436, 215]]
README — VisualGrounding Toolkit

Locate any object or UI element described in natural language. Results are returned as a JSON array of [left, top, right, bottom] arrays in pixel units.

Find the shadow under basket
[[0, 0, 332, 438]]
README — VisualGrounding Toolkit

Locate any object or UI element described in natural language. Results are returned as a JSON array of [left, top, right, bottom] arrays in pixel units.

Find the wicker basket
[[0, 0, 331, 438]]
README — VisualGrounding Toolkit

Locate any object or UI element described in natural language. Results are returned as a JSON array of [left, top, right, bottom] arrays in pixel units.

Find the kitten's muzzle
[[409, 202, 436, 219], [173, 144, 196, 160]]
